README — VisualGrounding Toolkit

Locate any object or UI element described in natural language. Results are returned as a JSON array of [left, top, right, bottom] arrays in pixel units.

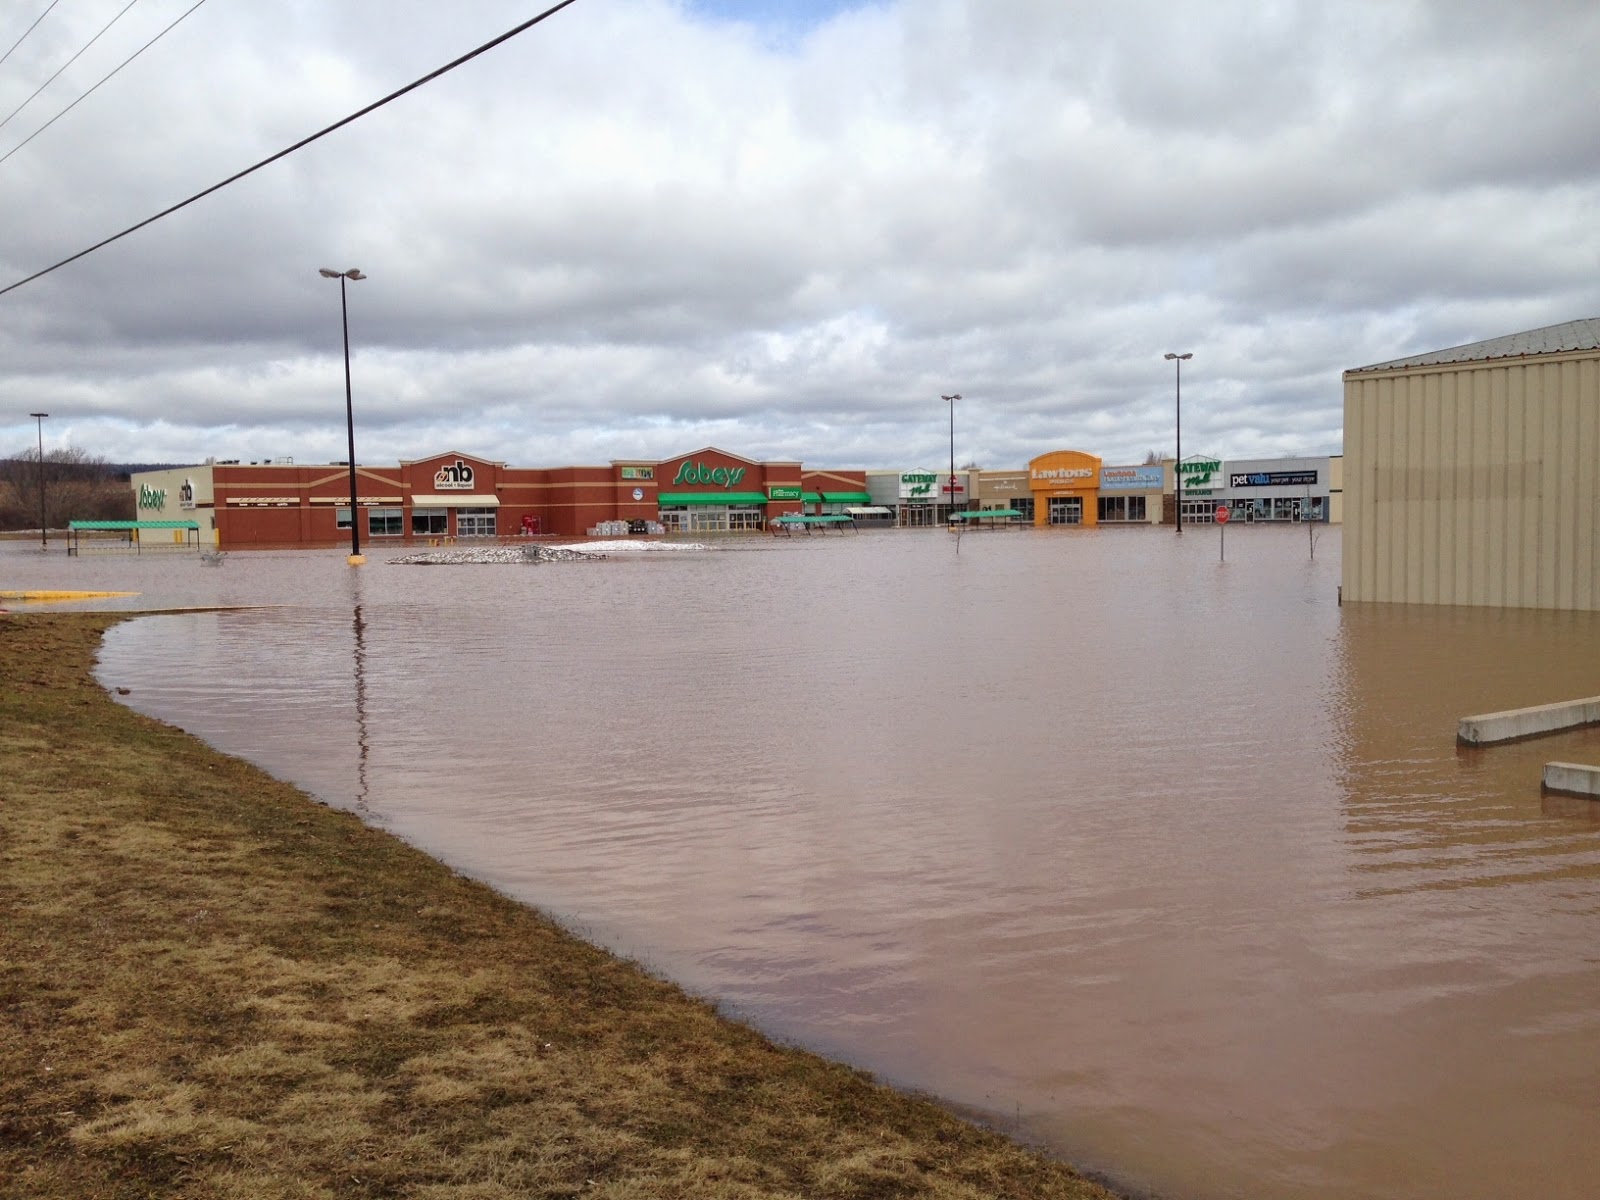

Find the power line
[[0, 0, 212, 170], [0, 0, 143, 136], [0, 0, 583, 299], [0, 0, 65, 71]]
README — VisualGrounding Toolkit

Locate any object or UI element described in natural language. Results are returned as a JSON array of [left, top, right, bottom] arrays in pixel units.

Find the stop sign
[[1215, 505, 1231, 524]]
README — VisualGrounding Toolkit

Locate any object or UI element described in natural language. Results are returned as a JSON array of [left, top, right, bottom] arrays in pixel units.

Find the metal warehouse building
[[1342, 318, 1600, 610]]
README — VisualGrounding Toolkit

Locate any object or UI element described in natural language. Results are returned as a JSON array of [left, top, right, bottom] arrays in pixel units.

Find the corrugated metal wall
[[1343, 352, 1600, 609]]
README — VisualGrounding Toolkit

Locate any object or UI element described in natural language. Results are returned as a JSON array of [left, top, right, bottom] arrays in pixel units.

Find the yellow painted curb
[[0, 590, 141, 601]]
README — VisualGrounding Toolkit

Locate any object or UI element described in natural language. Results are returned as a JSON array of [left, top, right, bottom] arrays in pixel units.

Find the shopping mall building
[[129, 446, 1340, 549]]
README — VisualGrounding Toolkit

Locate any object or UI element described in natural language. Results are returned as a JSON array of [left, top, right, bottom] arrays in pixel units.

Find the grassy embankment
[[1, 613, 1124, 1200]]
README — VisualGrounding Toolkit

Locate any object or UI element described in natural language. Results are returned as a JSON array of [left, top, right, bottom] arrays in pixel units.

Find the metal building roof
[[1347, 317, 1600, 374]]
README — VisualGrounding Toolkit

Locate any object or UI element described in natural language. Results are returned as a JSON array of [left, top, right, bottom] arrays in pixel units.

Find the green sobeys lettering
[[671, 461, 746, 488]]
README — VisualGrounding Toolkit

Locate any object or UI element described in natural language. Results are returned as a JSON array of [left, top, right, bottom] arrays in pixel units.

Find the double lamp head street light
[[941, 393, 961, 516], [320, 267, 367, 565], [1164, 352, 1192, 534], [29, 411, 47, 549]]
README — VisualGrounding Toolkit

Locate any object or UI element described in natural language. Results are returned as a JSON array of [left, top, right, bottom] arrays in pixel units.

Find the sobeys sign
[[671, 460, 746, 487], [138, 483, 167, 510]]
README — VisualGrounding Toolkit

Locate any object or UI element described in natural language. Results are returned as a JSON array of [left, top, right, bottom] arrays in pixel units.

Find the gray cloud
[[2, 0, 1598, 474]]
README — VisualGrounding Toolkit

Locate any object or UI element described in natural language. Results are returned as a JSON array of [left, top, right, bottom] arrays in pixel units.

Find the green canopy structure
[[67, 520, 202, 555]]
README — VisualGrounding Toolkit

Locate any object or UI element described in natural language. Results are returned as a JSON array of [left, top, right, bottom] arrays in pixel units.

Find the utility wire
[[0, 0, 583, 299], [0, 0, 211, 169], [0, 0, 65, 71], [0, 0, 143, 136]]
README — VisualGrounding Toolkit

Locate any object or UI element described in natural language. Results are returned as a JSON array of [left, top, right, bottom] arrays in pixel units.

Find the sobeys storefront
[[1028, 450, 1102, 527], [654, 449, 801, 532]]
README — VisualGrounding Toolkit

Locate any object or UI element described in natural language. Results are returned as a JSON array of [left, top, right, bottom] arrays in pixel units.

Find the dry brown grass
[[0, 613, 1124, 1200]]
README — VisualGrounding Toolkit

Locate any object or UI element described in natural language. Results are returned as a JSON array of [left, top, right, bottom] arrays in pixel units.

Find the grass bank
[[0, 613, 1124, 1200]]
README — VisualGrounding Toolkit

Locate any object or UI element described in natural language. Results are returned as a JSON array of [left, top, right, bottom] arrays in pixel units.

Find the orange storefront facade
[[1027, 450, 1102, 528]]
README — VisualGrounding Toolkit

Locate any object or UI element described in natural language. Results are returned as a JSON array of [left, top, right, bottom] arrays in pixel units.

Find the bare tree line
[[0, 449, 134, 531]]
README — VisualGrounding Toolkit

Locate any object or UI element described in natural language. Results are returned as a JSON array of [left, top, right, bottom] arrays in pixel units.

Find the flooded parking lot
[[9, 526, 1600, 1199]]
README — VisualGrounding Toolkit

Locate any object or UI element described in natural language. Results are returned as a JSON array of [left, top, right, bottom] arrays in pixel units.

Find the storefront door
[[1048, 496, 1083, 525]]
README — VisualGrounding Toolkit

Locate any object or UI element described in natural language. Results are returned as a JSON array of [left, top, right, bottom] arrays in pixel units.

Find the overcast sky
[[3, 0, 1598, 471]]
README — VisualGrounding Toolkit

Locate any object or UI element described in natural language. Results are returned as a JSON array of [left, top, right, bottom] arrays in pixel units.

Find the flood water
[[9, 527, 1600, 1200]]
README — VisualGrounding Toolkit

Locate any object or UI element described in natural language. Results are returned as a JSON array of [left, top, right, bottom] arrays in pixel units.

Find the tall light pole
[[942, 393, 961, 520], [29, 412, 47, 549], [320, 268, 367, 564], [1164, 353, 1191, 534]]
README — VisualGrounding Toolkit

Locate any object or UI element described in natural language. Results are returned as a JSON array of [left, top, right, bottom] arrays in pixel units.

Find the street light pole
[[942, 393, 961, 520], [1164, 353, 1192, 534], [321, 268, 367, 564], [29, 412, 47, 549]]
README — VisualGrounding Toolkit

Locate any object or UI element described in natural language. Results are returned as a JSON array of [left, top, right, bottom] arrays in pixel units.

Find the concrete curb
[[1542, 762, 1600, 800], [1457, 696, 1600, 746]]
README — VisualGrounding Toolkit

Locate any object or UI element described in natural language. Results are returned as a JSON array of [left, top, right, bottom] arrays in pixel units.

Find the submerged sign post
[[1215, 504, 1230, 560]]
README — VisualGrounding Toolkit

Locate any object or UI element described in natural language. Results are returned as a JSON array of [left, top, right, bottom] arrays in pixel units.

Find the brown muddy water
[[8, 527, 1600, 1199]]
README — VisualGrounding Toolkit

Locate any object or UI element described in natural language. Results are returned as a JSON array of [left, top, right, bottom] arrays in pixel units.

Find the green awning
[[70, 520, 200, 530], [657, 492, 770, 506], [821, 491, 872, 503], [801, 492, 822, 503]]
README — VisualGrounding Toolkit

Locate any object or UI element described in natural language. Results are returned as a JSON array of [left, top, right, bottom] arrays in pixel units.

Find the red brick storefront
[[163, 445, 817, 548]]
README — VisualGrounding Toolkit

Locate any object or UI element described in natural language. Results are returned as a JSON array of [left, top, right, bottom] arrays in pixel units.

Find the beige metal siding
[[1342, 350, 1600, 610]]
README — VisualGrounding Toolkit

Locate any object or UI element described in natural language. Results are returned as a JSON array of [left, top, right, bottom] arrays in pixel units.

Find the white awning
[[846, 505, 892, 515], [409, 494, 499, 506]]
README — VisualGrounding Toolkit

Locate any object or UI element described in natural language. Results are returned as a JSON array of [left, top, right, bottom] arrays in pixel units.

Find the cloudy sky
[[2, 0, 1598, 472]]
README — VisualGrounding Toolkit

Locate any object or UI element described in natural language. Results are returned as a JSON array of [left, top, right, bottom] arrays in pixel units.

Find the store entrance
[[903, 505, 936, 528], [1047, 496, 1083, 525]]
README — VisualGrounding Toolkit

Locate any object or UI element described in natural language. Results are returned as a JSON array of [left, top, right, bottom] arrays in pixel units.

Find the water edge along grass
[[0, 611, 1123, 1200]]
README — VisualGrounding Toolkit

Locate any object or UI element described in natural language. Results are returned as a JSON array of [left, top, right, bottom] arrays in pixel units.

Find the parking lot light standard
[[941, 393, 961, 521], [320, 268, 367, 565], [1164, 353, 1192, 533], [29, 412, 47, 548]]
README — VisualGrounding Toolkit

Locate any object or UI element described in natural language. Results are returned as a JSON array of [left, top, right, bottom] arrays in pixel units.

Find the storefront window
[[457, 508, 497, 537], [660, 509, 687, 533], [336, 507, 352, 530], [412, 508, 447, 536], [1097, 496, 1148, 522], [728, 507, 764, 531], [367, 508, 403, 537]]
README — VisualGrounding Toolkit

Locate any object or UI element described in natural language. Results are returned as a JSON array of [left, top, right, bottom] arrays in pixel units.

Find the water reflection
[[1334, 602, 1600, 897], [50, 532, 1600, 1200], [1314, 601, 1600, 1200], [349, 572, 372, 812]]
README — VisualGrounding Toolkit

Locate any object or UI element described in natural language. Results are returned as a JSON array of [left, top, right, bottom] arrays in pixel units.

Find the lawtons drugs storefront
[[130, 446, 807, 548]]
